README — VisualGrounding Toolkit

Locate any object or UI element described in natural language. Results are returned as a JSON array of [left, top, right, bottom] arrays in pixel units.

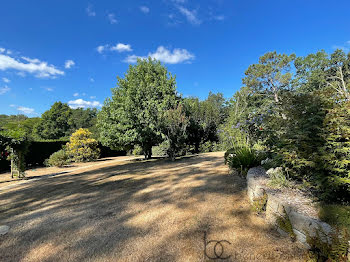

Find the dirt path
[[0, 152, 304, 261]]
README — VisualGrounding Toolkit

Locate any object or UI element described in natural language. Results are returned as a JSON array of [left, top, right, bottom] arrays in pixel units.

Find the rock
[[0, 225, 9, 235], [293, 228, 308, 247], [288, 211, 332, 242]]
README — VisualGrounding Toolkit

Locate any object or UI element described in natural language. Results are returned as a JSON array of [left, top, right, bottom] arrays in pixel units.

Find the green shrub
[[224, 147, 235, 164], [132, 145, 143, 156], [266, 167, 292, 188], [306, 227, 350, 261], [45, 149, 69, 167], [225, 146, 263, 175], [318, 204, 350, 230], [199, 141, 214, 153], [152, 140, 169, 157]]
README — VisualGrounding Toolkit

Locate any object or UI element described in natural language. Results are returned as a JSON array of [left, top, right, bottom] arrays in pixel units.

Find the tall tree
[[243, 51, 295, 103], [34, 102, 72, 139], [68, 108, 97, 134], [97, 58, 179, 159]]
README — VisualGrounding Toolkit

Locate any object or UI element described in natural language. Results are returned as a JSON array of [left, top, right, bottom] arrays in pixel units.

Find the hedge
[[0, 141, 126, 173]]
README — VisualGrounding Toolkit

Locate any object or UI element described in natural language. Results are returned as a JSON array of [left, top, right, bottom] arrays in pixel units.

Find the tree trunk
[[194, 141, 200, 154], [144, 146, 152, 160]]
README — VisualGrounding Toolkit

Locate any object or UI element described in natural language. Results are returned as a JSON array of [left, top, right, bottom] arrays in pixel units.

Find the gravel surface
[[0, 152, 304, 261]]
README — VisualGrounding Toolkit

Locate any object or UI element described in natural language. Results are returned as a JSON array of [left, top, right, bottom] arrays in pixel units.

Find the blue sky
[[1, 0, 350, 116]]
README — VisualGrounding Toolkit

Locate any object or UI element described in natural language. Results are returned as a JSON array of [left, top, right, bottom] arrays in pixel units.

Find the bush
[[266, 167, 292, 188], [45, 149, 69, 167], [199, 141, 223, 153], [318, 204, 350, 230], [152, 140, 169, 157], [66, 128, 100, 162], [132, 145, 143, 156], [225, 146, 263, 175]]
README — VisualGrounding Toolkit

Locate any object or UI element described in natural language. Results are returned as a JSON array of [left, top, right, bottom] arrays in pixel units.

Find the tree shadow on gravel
[[0, 153, 301, 262]]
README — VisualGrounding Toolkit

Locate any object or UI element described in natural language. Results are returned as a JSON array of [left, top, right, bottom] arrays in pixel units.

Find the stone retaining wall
[[246, 167, 333, 248]]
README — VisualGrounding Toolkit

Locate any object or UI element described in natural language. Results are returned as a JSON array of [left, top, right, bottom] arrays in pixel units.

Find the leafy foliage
[[152, 140, 170, 157], [266, 167, 292, 188], [34, 102, 72, 139], [0, 127, 30, 178], [161, 104, 188, 160], [321, 98, 350, 197], [33, 102, 97, 140], [225, 146, 262, 175], [306, 227, 350, 262], [45, 149, 69, 167], [66, 128, 100, 162], [318, 204, 350, 230], [221, 49, 350, 201], [97, 58, 178, 159], [243, 51, 295, 103]]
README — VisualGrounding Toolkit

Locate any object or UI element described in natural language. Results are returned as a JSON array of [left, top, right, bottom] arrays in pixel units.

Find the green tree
[[161, 104, 189, 161], [97, 58, 179, 159], [34, 102, 72, 139], [183, 93, 228, 153], [69, 108, 97, 135], [183, 97, 204, 153], [243, 51, 295, 103]]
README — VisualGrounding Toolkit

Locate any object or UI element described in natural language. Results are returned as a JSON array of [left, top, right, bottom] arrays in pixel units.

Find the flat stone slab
[[0, 225, 9, 235]]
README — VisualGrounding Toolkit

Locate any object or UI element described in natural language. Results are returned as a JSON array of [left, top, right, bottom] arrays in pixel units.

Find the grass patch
[[318, 204, 350, 230]]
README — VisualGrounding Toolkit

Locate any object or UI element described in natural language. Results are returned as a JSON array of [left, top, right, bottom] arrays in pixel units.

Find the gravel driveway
[[0, 152, 303, 261]]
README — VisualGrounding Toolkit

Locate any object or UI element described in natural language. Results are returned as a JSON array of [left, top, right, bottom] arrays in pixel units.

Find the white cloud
[[90, 96, 96, 99], [73, 92, 79, 97], [110, 43, 132, 52], [107, 13, 118, 24], [176, 5, 201, 25], [17, 106, 35, 114], [140, 6, 150, 13], [0, 48, 5, 53], [0, 85, 10, 95], [0, 54, 64, 78], [97, 43, 132, 53], [124, 46, 195, 64], [86, 4, 96, 17], [65, 59, 75, 69], [96, 45, 106, 54], [21, 56, 41, 64], [213, 15, 225, 21], [68, 98, 102, 109], [2, 77, 10, 83]]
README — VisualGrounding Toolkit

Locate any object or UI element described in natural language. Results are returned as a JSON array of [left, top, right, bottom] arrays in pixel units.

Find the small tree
[[66, 128, 100, 162], [161, 104, 189, 161]]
